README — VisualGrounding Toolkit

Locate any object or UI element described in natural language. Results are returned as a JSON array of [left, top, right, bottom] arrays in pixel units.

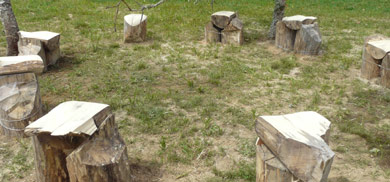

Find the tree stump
[[361, 35, 390, 87], [205, 11, 243, 45], [0, 56, 44, 137], [275, 15, 321, 55], [294, 23, 322, 55], [25, 101, 130, 182], [255, 111, 334, 182], [124, 14, 147, 43], [18, 31, 61, 69]]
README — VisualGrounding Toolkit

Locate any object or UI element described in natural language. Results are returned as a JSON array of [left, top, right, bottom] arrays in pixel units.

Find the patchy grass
[[0, 0, 390, 181]]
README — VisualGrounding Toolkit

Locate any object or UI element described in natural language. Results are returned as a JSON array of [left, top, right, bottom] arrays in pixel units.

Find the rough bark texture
[[255, 111, 334, 182], [124, 14, 147, 43], [0, 73, 42, 137], [0, 55, 44, 75], [275, 21, 295, 51], [361, 35, 388, 80], [268, 0, 286, 39], [381, 53, 390, 88], [205, 21, 220, 43], [294, 23, 322, 55], [0, 0, 19, 56], [66, 115, 131, 182]]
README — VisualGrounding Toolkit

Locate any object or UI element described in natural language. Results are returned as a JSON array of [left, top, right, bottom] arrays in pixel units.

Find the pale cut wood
[[124, 14, 147, 43], [366, 39, 390, 60], [0, 55, 44, 75], [256, 138, 300, 182], [26, 101, 112, 182], [381, 53, 390, 88], [294, 23, 322, 55], [211, 11, 236, 29], [25, 101, 110, 136], [361, 35, 388, 80], [282, 15, 317, 30], [66, 115, 131, 182], [205, 21, 221, 43], [255, 111, 334, 182], [19, 31, 61, 66], [275, 21, 295, 51], [18, 37, 47, 71], [0, 73, 42, 137]]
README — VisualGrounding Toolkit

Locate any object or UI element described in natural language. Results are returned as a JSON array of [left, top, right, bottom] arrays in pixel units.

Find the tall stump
[[124, 14, 147, 43]]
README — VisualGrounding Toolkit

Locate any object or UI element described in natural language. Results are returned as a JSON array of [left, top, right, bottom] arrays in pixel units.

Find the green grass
[[1, 0, 390, 181]]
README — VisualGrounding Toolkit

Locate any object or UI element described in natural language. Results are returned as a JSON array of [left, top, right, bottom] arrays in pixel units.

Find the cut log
[[205, 21, 221, 43], [124, 14, 147, 43], [25, 101, 112, 182], [282, 15, 317, 30], [0, 55, 44, 75], [18, 31, 61, 66], [366, 39, 390, 60], [256, 138, 300, 182], [361, 35, 389, 80], [221, 18, 244, 45], [18, 38, 47, 71], [0, 72, 42, 137], [224, 17, 243, 31], [255, 111, 334, 182], [381, 53, 390, 88], [66, 114, 131, 182], [211, 11, 236, 29], [275, 21, 295, 51], [294, 23, 322, 55]]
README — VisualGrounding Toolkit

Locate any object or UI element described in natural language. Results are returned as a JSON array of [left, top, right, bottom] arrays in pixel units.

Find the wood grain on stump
[[205, 22, 221, 43], [0, 73, 42, 137], [361, 35, 390, 80], [255, 111, 334, 182], [294, 23, 322, 55], [0, 55, 44, 75], [381, 53, 390, 88], [275, 20, 295, 51]]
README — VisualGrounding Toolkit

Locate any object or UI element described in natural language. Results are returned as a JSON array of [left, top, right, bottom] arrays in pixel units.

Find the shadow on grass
[[129, 159, 162, 182]]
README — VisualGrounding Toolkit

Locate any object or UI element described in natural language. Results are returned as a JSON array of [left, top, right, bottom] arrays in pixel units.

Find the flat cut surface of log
[[19, 31, 60, 43], [275, 21, 295, 51], [25, 101, 110, 136], [282, 15, 317, 30], [18, 38, 47, 71], [294, 23, 322, 55], [366, 39, 390, 59], [124, 14, 147, 43], [255, 111, 334, 182], [0, 55, 44, 75], [211, 11, 236, 29], [0, 73, 41, 137]]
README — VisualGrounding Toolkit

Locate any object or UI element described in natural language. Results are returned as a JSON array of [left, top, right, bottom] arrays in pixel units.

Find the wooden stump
[[211, 11, 236, 29], [66, 114, 131, 182], [206, 11, 243, 45], [124, 14, 147, 43], [25, 101, 130, 182], [0, 55, 44, 75], [18, 31, 61, 68], [275, 20, 295, 51], [361, 35, 390, 80], [294, 23, 322, 55], [0, 73, 42, 137], [221, 18, 244, 45], [205, 22, 221, 43], [381, 53, 390, 88], [255, 111, 334, 182]]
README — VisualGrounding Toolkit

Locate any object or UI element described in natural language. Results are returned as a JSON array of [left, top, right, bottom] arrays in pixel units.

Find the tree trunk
[[0, 0, 19, 56], [268, 0, 286, 39]]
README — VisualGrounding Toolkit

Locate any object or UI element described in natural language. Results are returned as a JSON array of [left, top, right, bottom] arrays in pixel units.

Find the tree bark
[[268, 0, 286, 39], [0, 0, 19, 56]]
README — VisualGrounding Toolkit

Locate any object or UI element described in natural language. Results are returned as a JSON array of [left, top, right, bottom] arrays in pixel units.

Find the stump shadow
[[328, 176, 350, 182], [129, 158, 162, 182], [46, 55, 79, 73]]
